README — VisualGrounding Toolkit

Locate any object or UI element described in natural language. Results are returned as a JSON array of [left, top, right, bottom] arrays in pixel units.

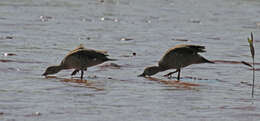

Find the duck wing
[[70, 49, 110, 61], [68, 44, 86, 55], [159, 45, 207, 68], [173, 44, 206, 54]]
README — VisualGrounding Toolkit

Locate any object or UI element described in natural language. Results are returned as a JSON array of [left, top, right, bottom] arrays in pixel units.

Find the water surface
[[1, 0, 260, 121]]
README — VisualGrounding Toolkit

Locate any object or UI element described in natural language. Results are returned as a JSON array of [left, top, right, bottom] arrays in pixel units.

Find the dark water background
[[1, 0, 260, 121]]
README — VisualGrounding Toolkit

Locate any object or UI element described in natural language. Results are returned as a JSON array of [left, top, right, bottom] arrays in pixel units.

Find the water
[[1, 0, 260, 120]]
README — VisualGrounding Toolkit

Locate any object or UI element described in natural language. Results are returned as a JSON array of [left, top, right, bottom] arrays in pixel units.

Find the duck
[[42, 44, 116, 80], [138, 44, 213, 80]]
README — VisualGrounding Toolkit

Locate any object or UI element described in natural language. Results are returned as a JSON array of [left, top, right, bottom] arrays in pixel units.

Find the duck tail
[[202, 57, 214, 64], [107, 58, 117, 61]]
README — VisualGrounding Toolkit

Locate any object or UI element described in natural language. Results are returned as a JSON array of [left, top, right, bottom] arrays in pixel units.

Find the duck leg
[[164, 70, 179, 78], [177, 69, 181, 81], [71, 69, 79, 76], [80, 69, 84, 80]]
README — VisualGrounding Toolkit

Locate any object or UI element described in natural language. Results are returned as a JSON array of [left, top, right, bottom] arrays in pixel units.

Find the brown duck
[[42, 45, 116, 80], [138, 44, 213, 80]]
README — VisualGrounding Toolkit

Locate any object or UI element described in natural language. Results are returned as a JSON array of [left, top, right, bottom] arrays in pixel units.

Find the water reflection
[[1, 0, 260, 121], [145, 77, 201, 90], [45, 76, 104, 91]]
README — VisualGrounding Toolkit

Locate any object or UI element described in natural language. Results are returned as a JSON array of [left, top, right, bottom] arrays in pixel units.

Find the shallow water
[[1, 0, 260, 121]]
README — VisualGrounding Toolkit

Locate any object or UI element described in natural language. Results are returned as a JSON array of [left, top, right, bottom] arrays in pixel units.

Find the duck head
[[42, 66, 62, 76], [138, 66, 162, 77]]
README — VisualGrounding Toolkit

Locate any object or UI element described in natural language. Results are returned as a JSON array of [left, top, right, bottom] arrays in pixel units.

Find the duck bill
[[138, 73, 145, 77], [42, 73, 47, 76]]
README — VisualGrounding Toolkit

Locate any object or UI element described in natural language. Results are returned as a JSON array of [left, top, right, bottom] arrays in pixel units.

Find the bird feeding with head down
[[42, 45, 116, 80], [138, 44, 213, 80]]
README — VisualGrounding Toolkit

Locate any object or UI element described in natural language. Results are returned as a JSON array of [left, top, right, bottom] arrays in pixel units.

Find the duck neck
[[157, 65, 168, 72], [54, 65, 65, 73]]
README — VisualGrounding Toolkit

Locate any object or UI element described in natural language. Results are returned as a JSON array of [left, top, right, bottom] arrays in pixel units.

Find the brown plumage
[[42, 45, 116, 80], [138, 44, 213, 80]]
